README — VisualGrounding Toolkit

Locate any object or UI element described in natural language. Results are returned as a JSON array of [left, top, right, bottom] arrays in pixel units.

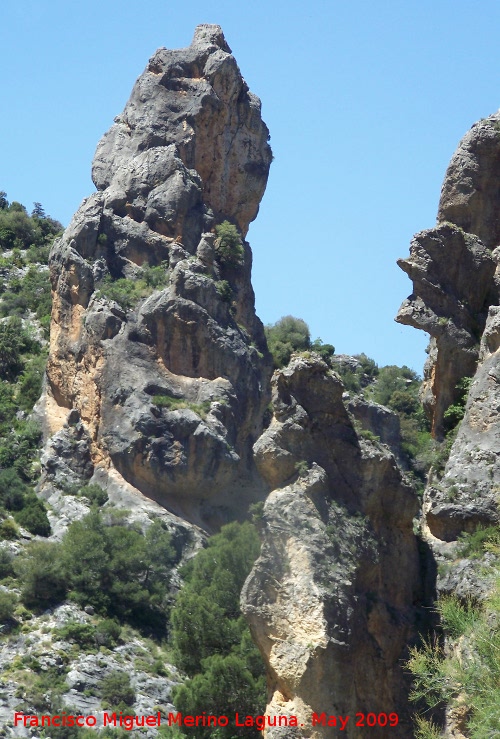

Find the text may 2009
[[14, 710, 400, 731]]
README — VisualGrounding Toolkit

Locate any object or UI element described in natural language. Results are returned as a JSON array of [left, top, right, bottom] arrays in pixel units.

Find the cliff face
[[241, 357, 421, 738], [397, 113, 500, 542], [41, 26, 425, 737], [42, 25, 273, 529]]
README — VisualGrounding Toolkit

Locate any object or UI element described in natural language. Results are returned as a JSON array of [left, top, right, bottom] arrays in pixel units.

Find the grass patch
[[457, 525, 500, 559], [408, 570, 500, 738], [414, 716, 442, 739], [153, 394, 211, 419], [97, 264, 168, 309]]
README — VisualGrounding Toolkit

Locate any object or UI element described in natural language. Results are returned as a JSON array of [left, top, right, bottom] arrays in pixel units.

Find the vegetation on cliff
[[0, 196, 60, 540], [0, 193, 268, 737], [1, 158, 496, 739], [408, 567, 500, 738], [265, 315, 335, 368], [171, 522, 265, 738]]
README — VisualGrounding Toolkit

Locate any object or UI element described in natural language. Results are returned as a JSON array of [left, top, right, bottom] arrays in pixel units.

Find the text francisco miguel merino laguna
[[14, 711, 308, 731]]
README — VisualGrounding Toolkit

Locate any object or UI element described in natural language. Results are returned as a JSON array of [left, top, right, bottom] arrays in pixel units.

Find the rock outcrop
[[40, 25, 428, 738], [242, 355, 421, 738], [397, 112, 500, 542], [42, 24, 273, 530]]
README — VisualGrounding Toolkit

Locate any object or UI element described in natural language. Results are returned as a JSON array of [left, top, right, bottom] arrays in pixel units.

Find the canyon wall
[[397, 114, 500, 543], [41, 26, 428, 738]]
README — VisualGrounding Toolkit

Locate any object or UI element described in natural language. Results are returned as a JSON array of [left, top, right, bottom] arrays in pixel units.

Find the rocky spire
[[42, 25, 273, 529]]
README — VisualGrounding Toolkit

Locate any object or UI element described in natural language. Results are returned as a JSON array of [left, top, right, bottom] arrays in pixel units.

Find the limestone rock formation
[[40, 25, 427, 737], [423, 305, 500, 541], [397, 112, 500, 542], [397, 224, 495, 437], [42, 25, 273, 529], [347, 394, 404, 464], [242, 355, 421, 738]]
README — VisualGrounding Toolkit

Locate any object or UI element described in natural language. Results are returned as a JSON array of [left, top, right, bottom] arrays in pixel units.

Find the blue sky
[[2, 0, 500, 373]]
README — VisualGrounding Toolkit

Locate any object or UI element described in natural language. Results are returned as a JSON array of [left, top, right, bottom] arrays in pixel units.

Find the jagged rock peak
[[42, 27, 273, 530], [92, 23, 272, 240], [438, 111, 500, 248]]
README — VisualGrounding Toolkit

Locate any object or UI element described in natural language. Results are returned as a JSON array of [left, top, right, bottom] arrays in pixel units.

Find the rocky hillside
[[1, 22, 498, 739]]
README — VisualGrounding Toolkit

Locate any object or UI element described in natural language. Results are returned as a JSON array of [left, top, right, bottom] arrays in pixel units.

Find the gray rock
[[396, 223, 495, 435], [347, 395, 403, 463], [243, 355, 421, 738], [425, 341, 500, 540], [41, 24, 273, 530], [438, 112, 500, 250]]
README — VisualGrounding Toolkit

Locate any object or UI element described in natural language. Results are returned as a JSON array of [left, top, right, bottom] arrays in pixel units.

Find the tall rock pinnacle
[[42, 25, 273, 529]]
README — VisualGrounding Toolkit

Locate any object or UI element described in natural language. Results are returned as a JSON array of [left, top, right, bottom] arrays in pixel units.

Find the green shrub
[[0, 419, 42, 482], [265, 315, 311, 369], [170, 521, 265, 736], [0, 381, 16, 434], [14, 540, 67, 609], [408, 573, 500, 738], [215, 279, 232, 302], [0, 517, 19, 540], [428, 427, 458, 479], [443, 376, 473, 432], [55, 621, 96, 648], [97, 277, 144, 309], [61, 511, 175, 631], [174, 654, 265, 738], [0, 322, 24, 380], [100, 671, 135, 712], [0, 267, 52, 321], [0, 547, 14, 578], [0, 195, 61, 253], [0, 590, 17, 622], [141, 262, 169, 288], [79, 484, 108, 507], [457, 525, 500, 559], [25, 243, 51, 264], [413, 717, 442, 739], [310, 337, 335, 363], [14, 494, 51, 536], [153, 393, 211, 419], [95, 618, 122, 648], [214, 221, 244, 266], [0, 468, 29, 510], [97, 269, 167, 309], [367, 364, 419, 407], [17, 353, 47, 412], [295, 460, 309, 477], [407, 637, 454, 709], [437, 596, 479, 638], [359, 428, 380, 442]]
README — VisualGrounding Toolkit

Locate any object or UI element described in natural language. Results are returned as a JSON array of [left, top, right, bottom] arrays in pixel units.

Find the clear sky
[[2, 0, 500, 374]]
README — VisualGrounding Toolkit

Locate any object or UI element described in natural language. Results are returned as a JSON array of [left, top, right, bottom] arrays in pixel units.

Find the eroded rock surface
[[397, 224, 495, 436], [397, 112, 500, 545], [242, 356, 421, 738], [42, 25, 273, 529]]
